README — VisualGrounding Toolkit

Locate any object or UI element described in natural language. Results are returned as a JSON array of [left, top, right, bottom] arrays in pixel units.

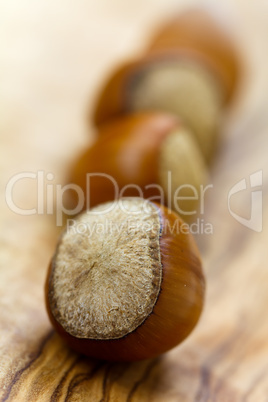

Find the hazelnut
[[45, 198, 205, 361], [148, 8, 240, 103], [69, 113, 208, 220], [93, 51, 224, 162]]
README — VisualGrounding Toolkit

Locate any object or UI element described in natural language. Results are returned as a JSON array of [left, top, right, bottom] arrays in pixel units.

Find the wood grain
[[0, 1, 268, 401]]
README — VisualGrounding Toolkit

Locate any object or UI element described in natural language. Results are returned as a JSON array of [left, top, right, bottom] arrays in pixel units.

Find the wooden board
[[0, 1, 268, 400]]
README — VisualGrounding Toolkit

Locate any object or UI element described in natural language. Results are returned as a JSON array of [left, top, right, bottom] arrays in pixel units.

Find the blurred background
[[0, 0, 267, 173]]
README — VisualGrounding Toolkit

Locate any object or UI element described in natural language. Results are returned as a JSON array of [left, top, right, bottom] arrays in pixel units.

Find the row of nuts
[[45, 8, 240, 361]]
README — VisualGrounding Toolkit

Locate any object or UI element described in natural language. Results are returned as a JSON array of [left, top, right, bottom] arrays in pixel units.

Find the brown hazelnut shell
[[93, 49, 224, 127], [45, 201, 205, 361], [68, 112, 182, 210], [148, 8, 240, 102]]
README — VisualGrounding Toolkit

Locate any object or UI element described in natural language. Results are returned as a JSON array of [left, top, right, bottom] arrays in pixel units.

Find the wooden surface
[[0, 1, 268, 401]]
